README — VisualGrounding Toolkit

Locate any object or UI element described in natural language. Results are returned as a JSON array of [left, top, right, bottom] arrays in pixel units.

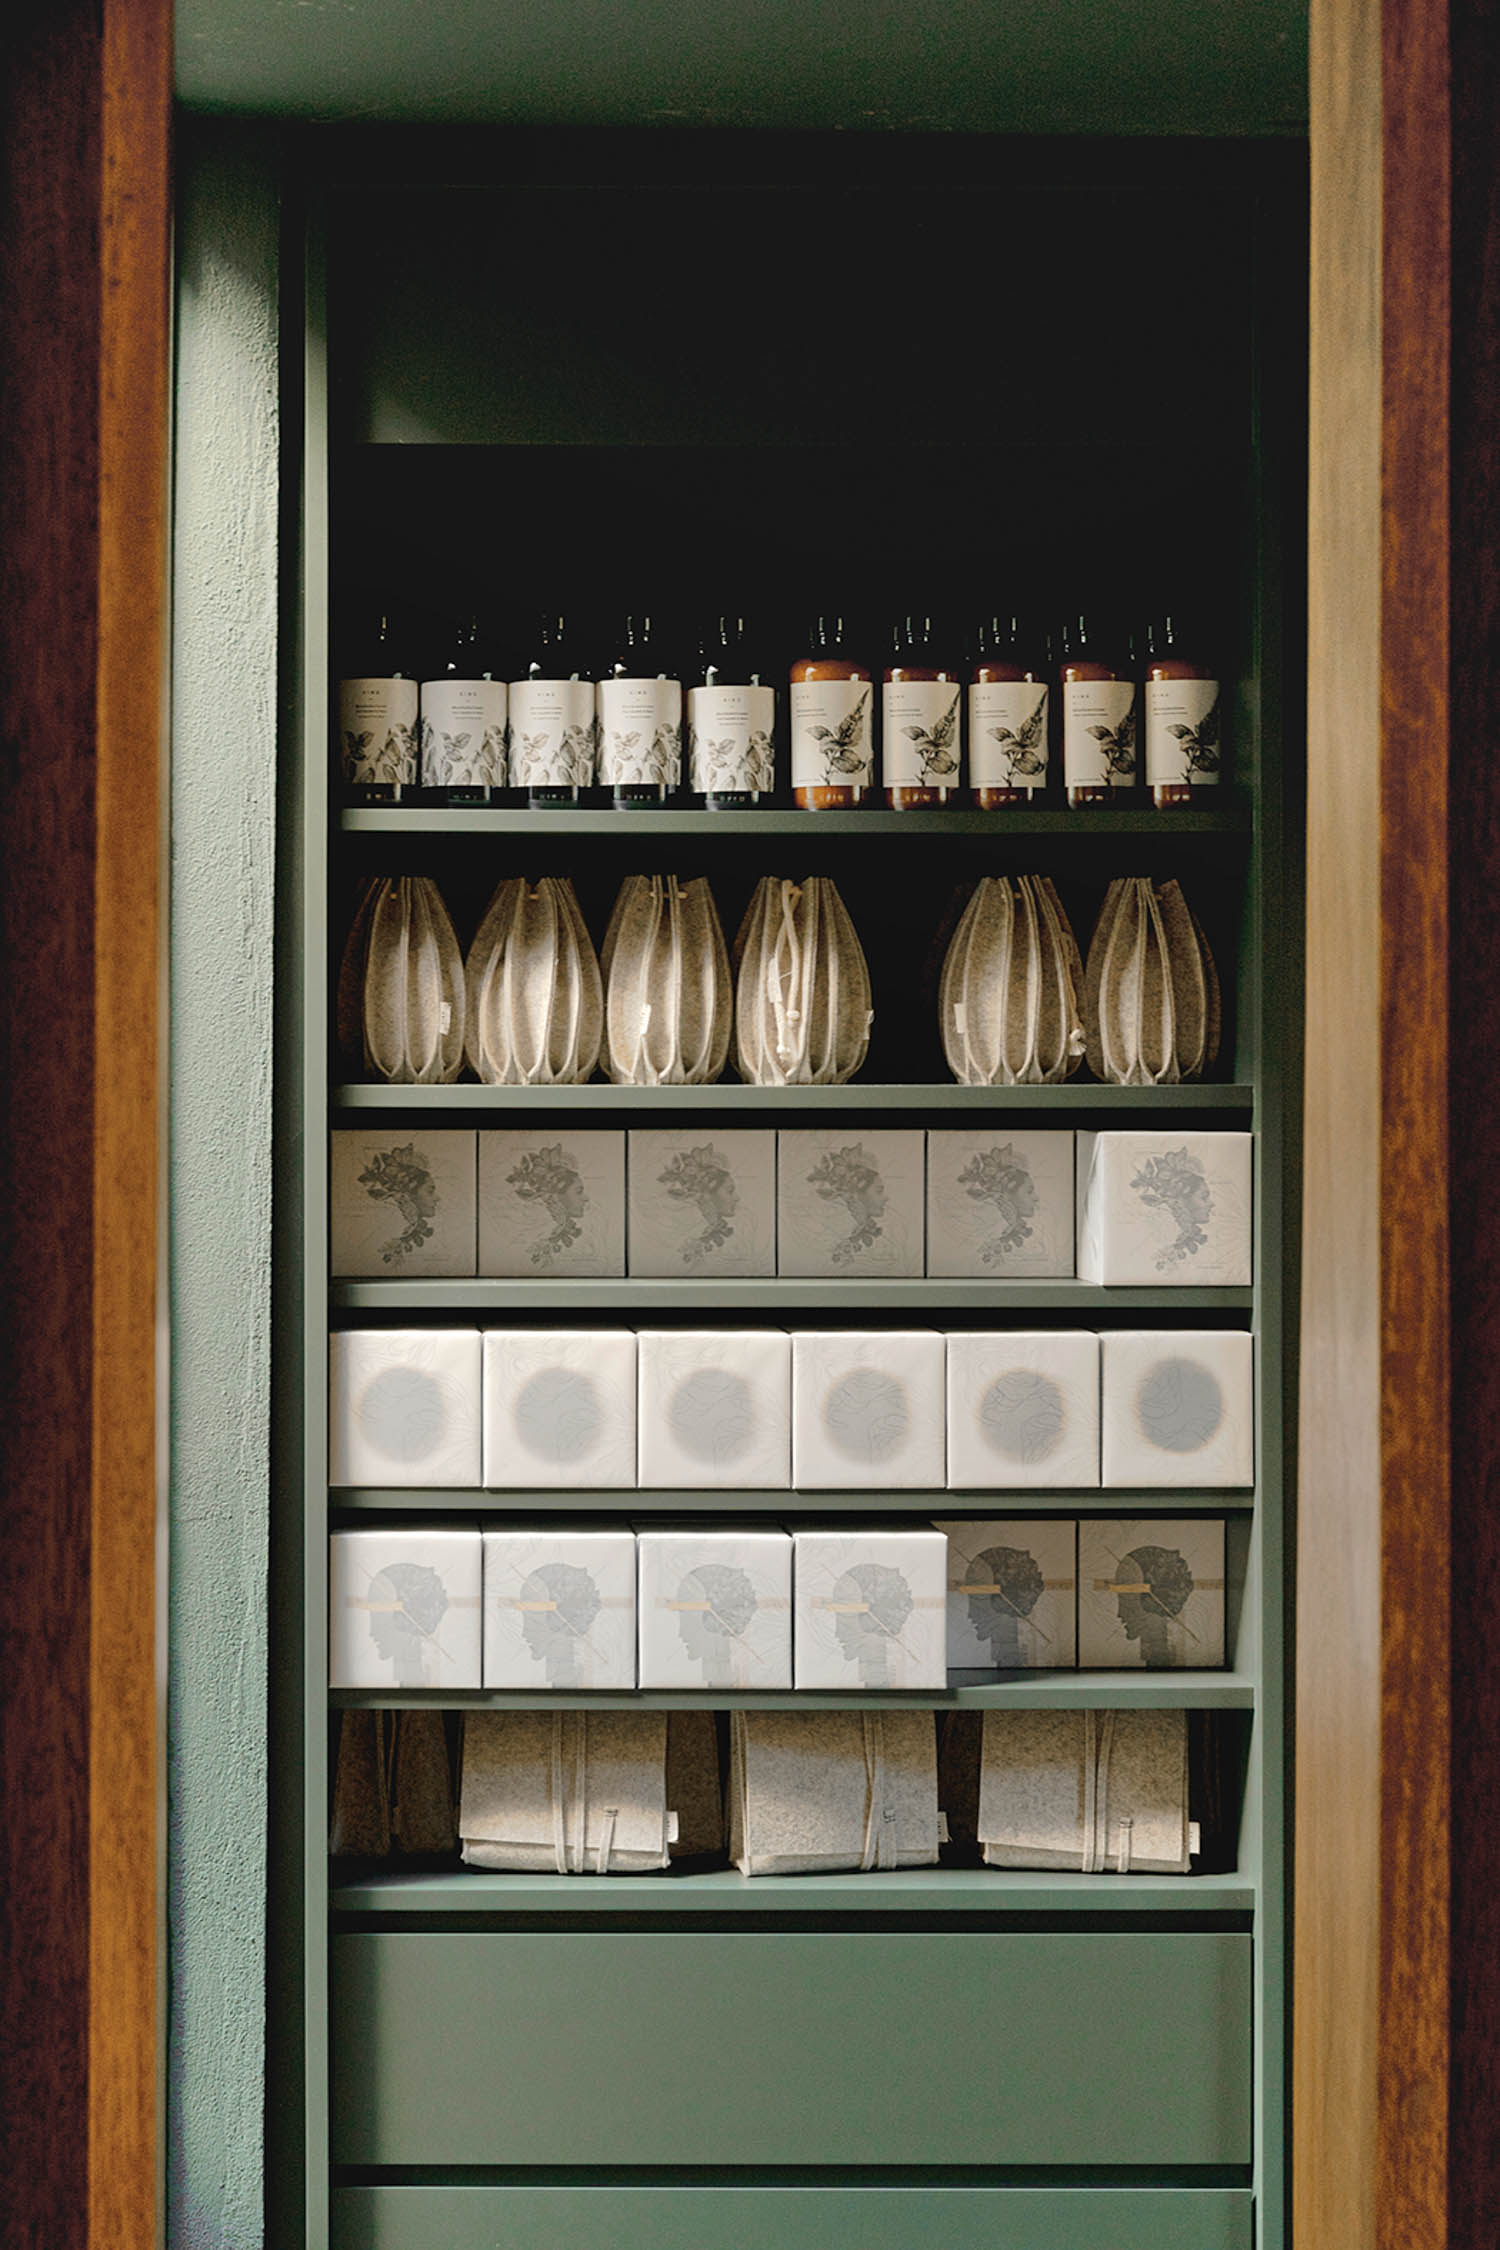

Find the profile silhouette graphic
[[506, 1142, 588, 1269], [807, 1142, 888, 1265], [1111, 1543, 1198, 1668], [827, 1561, 915, 1688], [962, 1543, 1048, 1669], [671, 1561, 759, 1687], [658, 1143, 740, 1266], [515, 1560, 603, 1688], [364, 1560, 451, 1687]]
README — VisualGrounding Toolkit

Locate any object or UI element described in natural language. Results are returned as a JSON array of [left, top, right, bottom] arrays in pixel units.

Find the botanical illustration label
[[970, 681, 1050, 792], [1146, 677, 1222, 787], [339, 677, 419, 787], [598, 678, 683, 787], [790, 678, 873, 790], [507, 679, 597, 792], [882, 680, 962, 789], [419, 678, 508, 789], [686, 683, 776, 796], [1063, 678, 1137, 790]]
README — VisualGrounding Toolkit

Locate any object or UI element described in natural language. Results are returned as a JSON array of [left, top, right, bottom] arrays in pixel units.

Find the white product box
[[329, 1329, 483, 1488], [776, 1129, 925, 1277], [331, 1129, 477, 1278], [483, 1329, 638, 1488], [935, 1518, 1078, 1671], [478, 1131, 625, 1278], [1077, 1517, 1227, 1670], [637, 1526, 793, 1689], [636, 1330, 791, 1489], [945, 1330, 1101, 1490], [1100, 1329, 1254, 1488], [792, 1330, 946, 1489], [1076, 1130, 1253, 1285], [627, 1129, 775, 1277], [793, 1528, 948, 1690], [482, 1525, 637, 1689], [329, 1525, 482, 1689], [926, 1130, 1074, 1278]]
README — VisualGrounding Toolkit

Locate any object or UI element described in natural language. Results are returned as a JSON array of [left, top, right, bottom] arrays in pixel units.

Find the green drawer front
[[331, 2185, 1255, 2250], [330, 1931, 1251, 2167]]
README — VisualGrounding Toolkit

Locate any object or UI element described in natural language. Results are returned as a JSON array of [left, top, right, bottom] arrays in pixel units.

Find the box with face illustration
[[945, 1330, 1101, 1489], [482, 1329, 638, 1488], [329, 1328, 483, 1488], [331, 1129, 477, 1278], [482, 1525, 637, 1690], [478, 1131, 625, 1278], [637, 1526, 793, 1689], [330, 1525, 482, 1689], [792, 1527, 948, 1691], [1077, 1517, 1226, 1670], [637, 1330, 792, 1489], [926, 1130, 1074, 1278], [1100, 1329, 1254, 1488], [792, 1330, 946, 1489], [1076, 1130, 1253, 1286], [776, 1129, 924, 1278], [935, 1518, 1078, 1671], [627, 1129, 775, 1278]]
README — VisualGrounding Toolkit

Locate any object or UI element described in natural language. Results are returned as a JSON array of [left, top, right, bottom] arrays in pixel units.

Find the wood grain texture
[[91, 1, 171, 2245], [1296, 0, 1383, 2242], [1378, 0, 1452, 2239]]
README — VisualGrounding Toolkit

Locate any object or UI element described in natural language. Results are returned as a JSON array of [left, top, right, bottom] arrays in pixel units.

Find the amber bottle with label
[[883, 615, 963, 809], [1060, 612, 1138, 807], [790, 615, 874, 809], [1145, 614, 1222, 806], [969, 614, 1050, 807]]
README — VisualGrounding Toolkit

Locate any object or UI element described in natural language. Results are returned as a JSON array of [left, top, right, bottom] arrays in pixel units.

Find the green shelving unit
[[276, 129, 1303, 2250]]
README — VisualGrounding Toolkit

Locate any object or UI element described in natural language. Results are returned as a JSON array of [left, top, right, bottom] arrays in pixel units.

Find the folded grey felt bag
[[600, 874, 732, 1085], [978, 1707, 1190, 1873], [733, 876, 872, 1086], [338, 875, 467, 1085], [464, 875, 603, 1086], [1083, 876, 1221, 1086], [939, 875, 1084, 1086], [460, 1709, 672, 1873], [729, 1710, 939, 1875]]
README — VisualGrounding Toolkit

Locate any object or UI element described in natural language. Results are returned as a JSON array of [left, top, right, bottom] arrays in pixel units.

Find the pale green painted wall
[[169, 124, 281, 2250]]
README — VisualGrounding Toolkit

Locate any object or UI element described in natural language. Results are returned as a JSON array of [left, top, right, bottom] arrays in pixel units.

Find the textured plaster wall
[[169, 128, 279, 2250]]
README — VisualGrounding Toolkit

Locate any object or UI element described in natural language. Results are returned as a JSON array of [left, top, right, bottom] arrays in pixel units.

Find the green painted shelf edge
[[330, 1866, 1256, 1914], [340, 800, 1252, 837], [328, 1673, 1254, 1712], [330, 1485, 1253, 1513], [334, 1081, 1256, 1112], [331, 1276, 1255, 1310]]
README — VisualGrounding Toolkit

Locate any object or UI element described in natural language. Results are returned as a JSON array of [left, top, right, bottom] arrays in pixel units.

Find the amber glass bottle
[[1060, 611, 1138, 807], [790, 615, 873, 809], [883, 614, 962, 809], [969, 614, 1049, 807], [1145, 614, 1222, 807]]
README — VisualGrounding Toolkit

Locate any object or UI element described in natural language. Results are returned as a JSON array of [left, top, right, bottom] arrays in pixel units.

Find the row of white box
[[330, 1517, 1228, 1691], [332, 1126, 1253, 1286], [330, 1326, 1255, 1491]]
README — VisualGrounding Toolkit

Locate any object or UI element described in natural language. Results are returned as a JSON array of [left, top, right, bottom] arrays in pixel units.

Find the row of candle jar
[[336, 611, 1221, 811]]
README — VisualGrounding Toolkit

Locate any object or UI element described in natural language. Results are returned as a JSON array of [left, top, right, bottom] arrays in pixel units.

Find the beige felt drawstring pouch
[[337, 874, 466, 1084], [464, 875, 603, 1087], [728, 1709, 939, 1875], [978, 1707, 1190, 1874], [1083, 876, 1222, 1085], [733, 876, 872, 1086], [939, 875, 1084, 1086], [600, 874, 732, 1086], [459, 1709, 673, 1874]]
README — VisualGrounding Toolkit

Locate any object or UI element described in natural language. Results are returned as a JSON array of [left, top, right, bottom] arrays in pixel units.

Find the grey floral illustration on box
[[659, 1142, 739, 1265], [360, 1560, 452, 1688], [514, 1561, 603, 1689], [608, 719, 682, 786], [343, 720, 417, 784], [1166, 689, 1221, 776], [805, 687, 870, 782], [1101, 1543, 1199, 1669], [823, 1562, 915, 1689], [987, 690, 1048, 786], [961, 1544, 1050, 1669], [671, 1562, 759, 1688], [900, 687, 960, 784], [690, 725, 775, 795], [358, 1141, 438, 1267], [1086, 694, 1137, 777], [958, 1141, 1040, 1265], [808, 1142, 887, 1263], [513, 721, 595, 788], [1131, 1146, 1214, 1267], [420, 723, 506, 787], [506, 1142, 588, 1268]]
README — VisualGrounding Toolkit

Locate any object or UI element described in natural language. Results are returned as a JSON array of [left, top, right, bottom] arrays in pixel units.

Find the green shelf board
[[330, 1485, 1253, 1513], [340, 800, 1252, 838], [335, 1080, 1256, 1114], [328, 1672, 1254, 1712], [330, 1866, 1256, 1915], [331, 1276, 1255, 1310]]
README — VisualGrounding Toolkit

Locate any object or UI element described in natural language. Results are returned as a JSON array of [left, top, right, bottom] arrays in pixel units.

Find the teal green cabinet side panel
[[330, 1931, 1251, 2168], [332, 2185, 1255, 2250]]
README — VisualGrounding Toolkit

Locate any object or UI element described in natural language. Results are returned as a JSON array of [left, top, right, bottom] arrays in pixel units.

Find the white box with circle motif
[[1100, 1329, 1253, 1488], [945, 1330, 1100, 1490], [637, 1329, 791, 1489], [329, 1328, 483, 1488], [791, 1330, 946, 1489], [482, 1329, 638, 1488]]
